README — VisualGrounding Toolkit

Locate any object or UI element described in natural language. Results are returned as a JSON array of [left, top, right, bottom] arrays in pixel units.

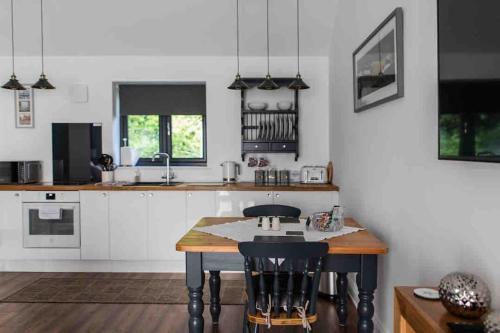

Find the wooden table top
[[394, 287, 481, 333], [176, 217, 388, 255]]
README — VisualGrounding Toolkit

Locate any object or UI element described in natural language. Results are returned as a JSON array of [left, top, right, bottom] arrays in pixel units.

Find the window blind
[[119, 83, 206, 116]]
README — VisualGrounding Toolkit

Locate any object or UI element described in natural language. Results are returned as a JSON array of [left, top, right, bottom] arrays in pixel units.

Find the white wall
[[330, 0, 500, 332], [0, 56, 330, 182]]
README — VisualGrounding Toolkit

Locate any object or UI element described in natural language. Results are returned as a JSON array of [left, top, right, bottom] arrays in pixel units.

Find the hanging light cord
[[40, 0, 45, 74], [10, 0, 15, 74], [266, 0, 270, 75], [236, 0, 240, 74], [296, 0, 300, 74]]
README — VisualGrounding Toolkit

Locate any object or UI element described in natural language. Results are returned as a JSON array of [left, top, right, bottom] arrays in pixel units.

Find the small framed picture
[[353, 7, 404, 113], [15, 85, 34, 128]]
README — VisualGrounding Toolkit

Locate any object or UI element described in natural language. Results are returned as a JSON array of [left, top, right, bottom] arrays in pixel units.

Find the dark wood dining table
[[176, 217, 388, 333]]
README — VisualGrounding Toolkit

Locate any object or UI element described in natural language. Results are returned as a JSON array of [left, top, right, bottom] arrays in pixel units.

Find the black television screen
[[438, 0, 500, 162]]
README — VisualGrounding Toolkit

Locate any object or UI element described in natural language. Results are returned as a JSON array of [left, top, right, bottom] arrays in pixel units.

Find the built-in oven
[[22, 191, 80, 248]]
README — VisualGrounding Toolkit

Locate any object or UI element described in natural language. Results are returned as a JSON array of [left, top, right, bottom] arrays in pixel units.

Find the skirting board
[[347, 273, 387, 333], [0, 260, 186, 273]]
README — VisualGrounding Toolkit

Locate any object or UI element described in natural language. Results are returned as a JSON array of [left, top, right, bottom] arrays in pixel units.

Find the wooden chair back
[[238, 241, 328, 320], [243, 204, 301, 218]]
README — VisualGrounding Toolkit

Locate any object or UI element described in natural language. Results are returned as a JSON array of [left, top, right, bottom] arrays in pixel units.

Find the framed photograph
[[353, 7, 404, 113], [15, 85, 34, 128]]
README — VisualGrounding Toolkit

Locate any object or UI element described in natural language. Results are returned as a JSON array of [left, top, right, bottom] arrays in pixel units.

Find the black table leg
[[187, 252, 205, 333], [209, 270, 221, 325], [336, 272, 348, 326], [356, 255, 377, 333]]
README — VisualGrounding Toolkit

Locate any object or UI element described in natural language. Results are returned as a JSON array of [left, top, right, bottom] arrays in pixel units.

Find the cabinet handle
[[140, 193, 146, 198], [102, 193, 107, 198], [187, 193, 192, 198], [282, 145, 287, 149], [14, 193, 20, 197], [267, 193, 271, 198], [148, 193, 154, 198], [275, 193, 280, 198], [255, 145, 259, 149]]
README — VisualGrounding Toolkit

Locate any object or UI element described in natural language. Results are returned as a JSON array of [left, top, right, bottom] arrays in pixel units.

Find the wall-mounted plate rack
[[240, 78, 300, 161]]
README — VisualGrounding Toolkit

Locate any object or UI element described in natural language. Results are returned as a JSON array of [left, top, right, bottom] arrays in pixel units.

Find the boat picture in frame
[[353, 7, 404, 113]]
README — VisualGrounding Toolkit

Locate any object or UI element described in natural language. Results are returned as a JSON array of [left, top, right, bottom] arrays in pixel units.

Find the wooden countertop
[[0, 182, 339, 192], [176, 217, 388, 255], [394, 287, 481, 333]]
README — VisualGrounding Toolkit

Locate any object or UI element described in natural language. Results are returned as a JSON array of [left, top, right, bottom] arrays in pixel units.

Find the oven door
[[23, 203, 80, 248]]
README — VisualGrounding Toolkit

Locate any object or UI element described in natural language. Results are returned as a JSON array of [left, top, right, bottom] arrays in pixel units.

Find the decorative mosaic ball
[[484, 311, 500, 333], [438, 272, 491, 319]]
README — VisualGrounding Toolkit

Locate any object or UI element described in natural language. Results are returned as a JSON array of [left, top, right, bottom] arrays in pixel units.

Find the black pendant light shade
[[289, 73, 309, 90], [2, 74, 25, 90], [33, 0, 55, 90], [227, 0, 247, 90], [289, 0, 309, 90], [228, 74, 248, 90], [3, 0, 25, 91], [258, 0, 279, 90], [258, 74, 280, 90], [33, 74, 55, 90]]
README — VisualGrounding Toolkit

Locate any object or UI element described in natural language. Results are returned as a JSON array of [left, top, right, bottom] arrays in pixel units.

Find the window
[[118, 83, 207, 166]]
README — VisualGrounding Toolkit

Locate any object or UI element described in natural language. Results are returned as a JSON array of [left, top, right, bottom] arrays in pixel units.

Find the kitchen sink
[[123, 181, 183, 187]]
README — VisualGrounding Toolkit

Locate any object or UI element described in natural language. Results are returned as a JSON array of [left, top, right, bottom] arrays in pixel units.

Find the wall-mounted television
[[438, 0, 500, 162]]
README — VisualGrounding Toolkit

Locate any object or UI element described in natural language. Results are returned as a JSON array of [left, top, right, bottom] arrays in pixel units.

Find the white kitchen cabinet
[[0, 191, 23, 259], [215, 191, 271, 217], [215, 190, 339, 218], [273, 191, 339, 216], [186, 191, 216, 229], [109, 191, 148, 260], [148, 191, 186, 260], [80, 191, 110, 260]]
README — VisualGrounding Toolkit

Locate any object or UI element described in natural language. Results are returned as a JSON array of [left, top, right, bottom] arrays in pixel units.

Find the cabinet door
[[273, 191, 339, 217], [215, 191, 272, 217], [186, 191, 216, 229], [0, 191, 23, 259], [80, 191, 110, 260], [109, 191, 148, 260], [148, 191, 186, 261]]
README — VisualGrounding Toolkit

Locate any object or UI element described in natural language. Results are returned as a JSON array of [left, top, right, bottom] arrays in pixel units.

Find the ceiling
[[0, 0, 335, 57]]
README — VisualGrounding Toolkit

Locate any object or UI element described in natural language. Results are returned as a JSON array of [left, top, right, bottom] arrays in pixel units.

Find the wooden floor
[[0, 272, 358, 333]]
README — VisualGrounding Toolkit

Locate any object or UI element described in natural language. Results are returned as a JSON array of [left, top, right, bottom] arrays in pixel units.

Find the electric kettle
[[220, 161, 240, 183]]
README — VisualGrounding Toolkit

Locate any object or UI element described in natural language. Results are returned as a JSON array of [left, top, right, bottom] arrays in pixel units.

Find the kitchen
[[1, 1, 500, 333], [0, 0, 345, 331]]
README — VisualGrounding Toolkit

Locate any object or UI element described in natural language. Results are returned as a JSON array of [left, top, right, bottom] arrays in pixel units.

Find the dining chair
[[238, 241, 329, 333], [243, 204, 301, 218]]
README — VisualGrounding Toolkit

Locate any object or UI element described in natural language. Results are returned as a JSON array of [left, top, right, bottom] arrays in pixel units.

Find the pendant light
[[2, 0, 25, 91], [289, 0, 310, 90], [32, 0, 55, 90], [227, 0, 248, 90], [258, 0, 279, 90]]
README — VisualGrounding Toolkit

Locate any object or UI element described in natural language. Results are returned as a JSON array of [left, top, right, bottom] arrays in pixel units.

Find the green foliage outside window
[[127, 114, 204, 160], [172, 115, 204, 159], [127, 115, 160, 158]]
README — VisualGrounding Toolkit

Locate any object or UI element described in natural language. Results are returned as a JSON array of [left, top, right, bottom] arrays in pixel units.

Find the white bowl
[[277, 101, 293, 110], [248, 102, 268, 111]]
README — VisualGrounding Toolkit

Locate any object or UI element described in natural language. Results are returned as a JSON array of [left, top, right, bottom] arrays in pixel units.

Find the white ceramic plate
[[413, 288, 440, 300]]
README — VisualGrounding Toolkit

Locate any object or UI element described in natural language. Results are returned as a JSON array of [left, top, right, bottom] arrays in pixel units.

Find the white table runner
[[194, 218, 364, 243]]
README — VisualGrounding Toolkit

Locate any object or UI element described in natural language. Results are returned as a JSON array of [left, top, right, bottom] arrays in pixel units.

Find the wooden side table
[[394, 287, 481, 333]]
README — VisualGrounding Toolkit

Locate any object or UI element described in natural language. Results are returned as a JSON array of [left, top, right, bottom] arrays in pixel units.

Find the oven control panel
[[22, 191, 80, 203]]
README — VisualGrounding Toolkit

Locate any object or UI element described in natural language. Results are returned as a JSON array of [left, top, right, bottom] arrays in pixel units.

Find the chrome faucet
[[152, 153, 171, 184]]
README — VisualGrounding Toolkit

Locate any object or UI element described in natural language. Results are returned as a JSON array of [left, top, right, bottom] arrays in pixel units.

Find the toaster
[[300, 166, 328, 184]]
